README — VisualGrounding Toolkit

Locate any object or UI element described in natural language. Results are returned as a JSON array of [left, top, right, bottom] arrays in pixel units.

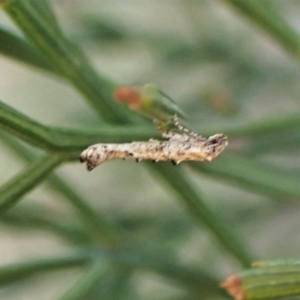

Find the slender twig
[[189, 153, 300, 200], [3, 97, 300, 155], [147, 162, 251, 266], [0, 248, 223, 297], [1, 208, 90, 245], [0, 154, 64, 214], [58, 259, 108, 300], [0, 26, 56, 71], [0, 132, 119, 243], [0, 99, 157, 154], [0, 253, 89, 286], [221, 0, 300, 58], [3, 0, 132, 123]]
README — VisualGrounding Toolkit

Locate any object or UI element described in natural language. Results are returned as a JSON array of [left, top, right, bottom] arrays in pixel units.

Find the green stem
[[189, 153, 300, 200], [98, 268, 135, 300], [58, 259, 107, 300], [0, 132, 119, 243], [0, 154, 63, 214], [0, 99, 157, 153], [223, 260, 300, 300], [107, 249, 224, 297], [0, 26, 55, 71], [219, 113, 300, 138], [4, 95, 300, 156], [1, 208, 90, 245], [0, 248, 222, 297], [3, 0, 132, 123], [0, 253, 89, 286], [222, 0, 300, 58], [27, 0, 63, 36], [0, 99, 56, 149], [49, 177, 120, 243], [147, 162, 252, 266]]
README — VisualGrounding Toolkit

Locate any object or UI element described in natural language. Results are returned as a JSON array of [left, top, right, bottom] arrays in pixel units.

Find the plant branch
[[189, 153, 300, 200], [58, 259, 107, 300], [0, 248, 223, 297], [27, 0, 62, 36], [0, 132, 119, 243], [147, 162, 252, 266], [0, 99, 157, 154], [3, 96, 300, 156], [0, 154, 64, 214], [222, 0, 300, 58], [1, 207, 90, 245], [0, 253, 89, 286], [2, 0, 133, 123], [0, 26, 56, 71]]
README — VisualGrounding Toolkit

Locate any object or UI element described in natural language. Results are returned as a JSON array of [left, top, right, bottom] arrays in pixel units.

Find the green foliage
[[0, 0, 300, 299]]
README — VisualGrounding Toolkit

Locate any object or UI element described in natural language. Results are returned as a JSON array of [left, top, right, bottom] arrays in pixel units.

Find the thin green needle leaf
[[106, 249, 225, 298], [246, 131, 300, 156], [0, 154, 63, 214], [222, 0, 300, 59], [0, 26, 56, 71], [3, 96, 300, 156], [1, 207, 90, 245], [49, 177, 120, 243], [0, 253, 89, 286], [2, 0, 132, 123], [220, 113, 300, 138], [93, 268, 136, 300], [0, 99, 157, 153], [147, 162, 252, 267], [0, 247, 223, 297], [27, 0, 62, 36], [0, 132, 119, 243], [222, 260, 300, 300], [0, 100, 55, 149], [189, 153, 300, 199], [58, 259, 107, 300]]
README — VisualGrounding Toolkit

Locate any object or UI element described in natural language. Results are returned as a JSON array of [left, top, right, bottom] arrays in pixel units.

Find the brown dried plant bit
[[80, 133, 228, 171], [221, 274, 246, 300]]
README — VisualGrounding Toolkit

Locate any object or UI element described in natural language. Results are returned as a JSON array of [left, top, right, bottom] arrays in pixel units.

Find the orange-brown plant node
[[221, 274, 246, 300], [113, 86, 141, 110]]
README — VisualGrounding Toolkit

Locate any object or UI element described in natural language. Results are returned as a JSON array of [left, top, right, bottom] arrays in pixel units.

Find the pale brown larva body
[[80, 133, 228, 171]]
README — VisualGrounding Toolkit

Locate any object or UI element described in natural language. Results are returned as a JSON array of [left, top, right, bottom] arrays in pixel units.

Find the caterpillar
[[80, 119, 228, 171]]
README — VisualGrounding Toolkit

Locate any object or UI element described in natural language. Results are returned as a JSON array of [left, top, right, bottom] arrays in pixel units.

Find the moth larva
[[80, 132, 228, 171]]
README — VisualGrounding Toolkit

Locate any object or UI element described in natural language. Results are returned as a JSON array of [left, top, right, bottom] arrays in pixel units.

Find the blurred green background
[[1, 0, 300, 299]]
